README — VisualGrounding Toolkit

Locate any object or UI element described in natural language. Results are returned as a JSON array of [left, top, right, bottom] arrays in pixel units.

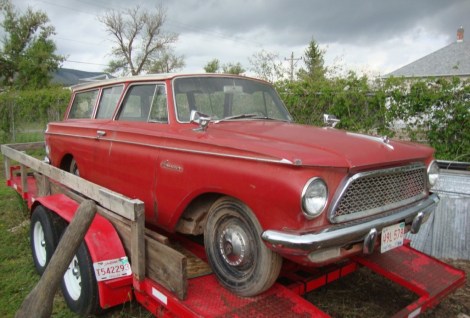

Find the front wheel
[[204, 197, 282, 297], [30, 206, 63, 274]]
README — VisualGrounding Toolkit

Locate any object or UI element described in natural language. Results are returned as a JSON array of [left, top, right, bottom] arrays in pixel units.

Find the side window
[[96, 85, 123, 119], [149, 85, 168, 123], [68, 89, 99, 119], [118, 84, 157, 121]]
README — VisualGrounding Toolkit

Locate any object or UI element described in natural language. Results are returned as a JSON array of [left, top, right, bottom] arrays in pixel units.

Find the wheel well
[[175, 193, 222, 235], [60, 154, 73, 171]]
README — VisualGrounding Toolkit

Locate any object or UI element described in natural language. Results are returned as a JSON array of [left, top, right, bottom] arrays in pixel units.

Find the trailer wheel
[[61, 241, 100, 315], [204, 197, 282, 297], [30, 206, 62, 274]]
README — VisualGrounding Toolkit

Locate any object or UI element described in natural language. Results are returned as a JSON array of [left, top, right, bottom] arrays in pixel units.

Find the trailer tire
[[61, 241, 100, 315], [204, 197, 282, 297], [30, 206, 62, 274]]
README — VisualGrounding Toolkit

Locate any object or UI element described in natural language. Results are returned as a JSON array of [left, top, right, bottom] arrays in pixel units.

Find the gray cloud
[[8, 0, 470, 74]]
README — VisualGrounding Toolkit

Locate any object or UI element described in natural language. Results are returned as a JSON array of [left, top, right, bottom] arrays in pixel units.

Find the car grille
[[330, 163, 428, 223]]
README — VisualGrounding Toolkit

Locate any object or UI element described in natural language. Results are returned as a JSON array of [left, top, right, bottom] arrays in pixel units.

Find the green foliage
[[203, 59, 246, 75], [277, 74, 470, 161], [0, 0, 64, 89], [297, 38, 327, 81], [0, 87, 70, 143], [204, 58, 220, 73]]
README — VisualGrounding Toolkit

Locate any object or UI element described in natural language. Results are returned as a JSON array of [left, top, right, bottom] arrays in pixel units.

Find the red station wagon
[[45, 73, 440, 296]]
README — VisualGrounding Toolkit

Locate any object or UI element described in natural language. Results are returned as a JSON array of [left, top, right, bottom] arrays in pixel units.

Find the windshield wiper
[[215, 113, 259, 123]]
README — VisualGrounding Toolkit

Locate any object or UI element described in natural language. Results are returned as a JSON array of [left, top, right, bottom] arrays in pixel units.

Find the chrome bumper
[[262, 193, 439, 255]]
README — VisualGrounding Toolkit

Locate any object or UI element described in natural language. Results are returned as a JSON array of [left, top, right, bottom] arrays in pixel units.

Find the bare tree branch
[[98, 4, 181, 76]]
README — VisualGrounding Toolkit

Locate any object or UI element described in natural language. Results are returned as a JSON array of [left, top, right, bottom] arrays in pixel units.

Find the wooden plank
[[1, 143, 143, 221], [20, 164, 28, 194], [131, 208, 146, 282], [146, 237, 187, 300], [4, 156, 11, 182], [34, 173, 51, 197], [49, 182, 187, 299]]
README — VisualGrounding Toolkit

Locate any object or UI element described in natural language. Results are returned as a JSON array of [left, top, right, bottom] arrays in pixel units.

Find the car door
[[102, 82, 169, 223]]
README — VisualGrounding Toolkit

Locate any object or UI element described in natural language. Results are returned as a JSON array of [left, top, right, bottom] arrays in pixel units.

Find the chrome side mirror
[[323, 114, 340, 128], [190, 110, 212, 131]]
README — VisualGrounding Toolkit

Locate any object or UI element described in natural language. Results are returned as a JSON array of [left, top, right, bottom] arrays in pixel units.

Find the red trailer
[[2, 142, 466, 317]]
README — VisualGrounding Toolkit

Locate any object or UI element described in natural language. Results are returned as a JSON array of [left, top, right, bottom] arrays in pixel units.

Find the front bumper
[[262, 193, 439, 260]]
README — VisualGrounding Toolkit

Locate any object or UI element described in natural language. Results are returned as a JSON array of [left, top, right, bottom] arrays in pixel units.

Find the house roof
[[386, 40, 470, 78], [52, 68, 113, 86]]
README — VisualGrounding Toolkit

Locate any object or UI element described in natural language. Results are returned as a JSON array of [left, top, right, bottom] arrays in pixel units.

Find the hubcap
[[33, 222, 47, 267], [63, 255, 82, 301], [218, 224, 250, 266]]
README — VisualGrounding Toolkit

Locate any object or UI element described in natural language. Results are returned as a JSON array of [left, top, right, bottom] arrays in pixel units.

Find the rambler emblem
[[160, 160, 183, 172]]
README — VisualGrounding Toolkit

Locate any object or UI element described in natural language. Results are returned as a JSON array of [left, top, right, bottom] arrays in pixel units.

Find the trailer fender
[[32, 194, 133, 309]]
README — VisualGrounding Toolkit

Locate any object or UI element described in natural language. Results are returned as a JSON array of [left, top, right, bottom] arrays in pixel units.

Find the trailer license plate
[[93, 257, 132, 282], [381, 222, 405, 253]]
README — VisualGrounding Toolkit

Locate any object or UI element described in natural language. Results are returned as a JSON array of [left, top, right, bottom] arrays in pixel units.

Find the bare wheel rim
[[63, 255, 82, 301], [33, 222, 47, 267]]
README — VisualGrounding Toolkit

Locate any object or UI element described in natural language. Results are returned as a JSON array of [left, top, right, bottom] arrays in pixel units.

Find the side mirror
[[190, 110, 212, 131], [323, 114, 340, 128]]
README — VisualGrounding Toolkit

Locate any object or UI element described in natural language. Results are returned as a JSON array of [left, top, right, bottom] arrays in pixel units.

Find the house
[[52, 68, 113, 87], [386, 27, 470, 79]]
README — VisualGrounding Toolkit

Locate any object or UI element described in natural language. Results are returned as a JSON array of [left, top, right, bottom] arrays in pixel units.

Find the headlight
[[301, 178, 328, 219], [427, 160, 439, 188]]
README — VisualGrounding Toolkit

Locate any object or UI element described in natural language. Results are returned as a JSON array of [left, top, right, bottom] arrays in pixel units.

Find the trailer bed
[[2, 142, 466, 318]]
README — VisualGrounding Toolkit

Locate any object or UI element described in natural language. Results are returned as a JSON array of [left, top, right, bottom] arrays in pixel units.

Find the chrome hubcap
[[64, 255, 81, 301], [219, 224, 250, 266]]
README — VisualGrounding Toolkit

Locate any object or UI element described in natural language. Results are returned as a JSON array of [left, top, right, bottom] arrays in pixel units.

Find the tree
[[249, 49, 286, 83], [148, 47, 185, 73], [0, 0, 64, 89], [99, 4, 182, 76], [203, 59, 245, 75], [297, 38, 326, 81], [204, 58, 220, 73], [222, 62, 245, 75]]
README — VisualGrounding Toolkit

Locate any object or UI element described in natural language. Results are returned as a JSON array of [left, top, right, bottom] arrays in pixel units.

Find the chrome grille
[[330, 164, 427, 223]]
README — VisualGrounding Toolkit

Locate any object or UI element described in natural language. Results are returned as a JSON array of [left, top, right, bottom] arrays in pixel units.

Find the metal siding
[[407, 170, 470, 260]]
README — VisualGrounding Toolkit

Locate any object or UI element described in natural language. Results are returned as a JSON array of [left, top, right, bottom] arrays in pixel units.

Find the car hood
[[190, 121, 434, 169]]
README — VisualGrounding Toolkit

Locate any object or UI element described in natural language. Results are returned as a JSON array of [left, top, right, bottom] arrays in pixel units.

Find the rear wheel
[[204, 197, 282, 297], [61, 239, 100, 315]]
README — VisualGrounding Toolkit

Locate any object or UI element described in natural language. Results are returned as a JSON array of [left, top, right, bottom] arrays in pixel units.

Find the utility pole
[[284, 52, 302, 81]]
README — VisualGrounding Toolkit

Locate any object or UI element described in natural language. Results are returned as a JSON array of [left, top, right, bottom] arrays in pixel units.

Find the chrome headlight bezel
[[301, 177, 328, 219], [427, 160, 439, 189]]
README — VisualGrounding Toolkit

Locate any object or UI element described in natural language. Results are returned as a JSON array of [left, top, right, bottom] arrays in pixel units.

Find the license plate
[[381, 222, 405, 253], [93, 257, 132, 282]]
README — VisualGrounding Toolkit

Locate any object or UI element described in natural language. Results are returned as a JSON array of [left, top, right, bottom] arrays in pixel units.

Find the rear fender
[[31, 194, 133, 309]]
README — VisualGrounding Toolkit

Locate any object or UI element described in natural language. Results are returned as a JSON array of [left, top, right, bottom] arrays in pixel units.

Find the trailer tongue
[[2, 142, 466, 318]]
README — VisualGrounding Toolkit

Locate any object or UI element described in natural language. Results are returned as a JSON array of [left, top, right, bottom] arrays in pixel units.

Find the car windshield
[[174, 76, 292, 122]]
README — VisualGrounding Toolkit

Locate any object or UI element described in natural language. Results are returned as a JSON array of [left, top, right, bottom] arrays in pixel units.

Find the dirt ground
[[306, 259, 469, 318]]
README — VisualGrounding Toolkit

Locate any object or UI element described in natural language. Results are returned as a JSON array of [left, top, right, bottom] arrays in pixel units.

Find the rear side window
[[96, 85, 123, 119], [68, 89, 99, 119]]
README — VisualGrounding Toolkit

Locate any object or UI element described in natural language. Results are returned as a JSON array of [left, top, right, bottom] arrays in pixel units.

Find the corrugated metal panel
[[407, 169, 470, 260]]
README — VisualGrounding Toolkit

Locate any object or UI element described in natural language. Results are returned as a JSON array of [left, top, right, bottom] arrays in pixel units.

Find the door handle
[[97, 130, 106, 138]]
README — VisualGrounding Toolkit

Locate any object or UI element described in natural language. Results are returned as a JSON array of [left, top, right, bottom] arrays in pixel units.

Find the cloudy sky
[[10, 0, 470, 77]]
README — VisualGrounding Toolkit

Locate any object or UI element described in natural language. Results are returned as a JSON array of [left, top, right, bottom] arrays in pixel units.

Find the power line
[[65, 59, 108, 66]]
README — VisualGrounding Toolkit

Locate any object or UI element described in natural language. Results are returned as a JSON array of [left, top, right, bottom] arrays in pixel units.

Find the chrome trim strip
[[328, 163, 427, 223], [45, 132, 294, 165], [262, 193, 439, 254]]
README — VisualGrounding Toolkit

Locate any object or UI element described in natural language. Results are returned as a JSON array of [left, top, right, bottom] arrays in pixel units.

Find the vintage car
[[45, 73, 440, 297]]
